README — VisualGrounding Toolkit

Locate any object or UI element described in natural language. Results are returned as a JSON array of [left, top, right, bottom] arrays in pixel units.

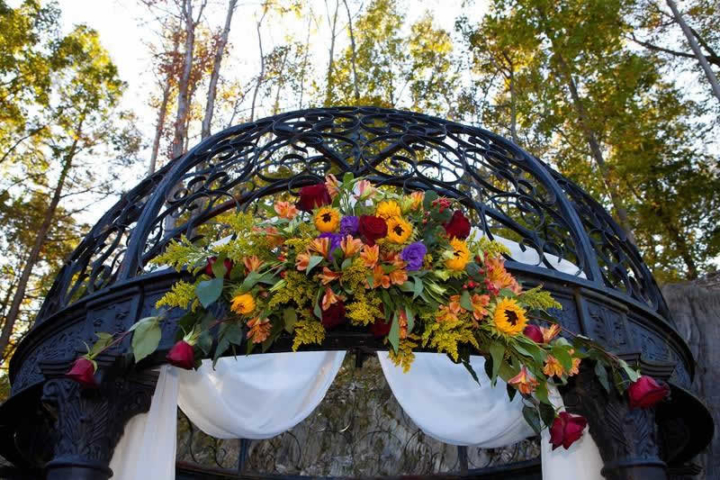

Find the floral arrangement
[[67, 174, 670, 450]]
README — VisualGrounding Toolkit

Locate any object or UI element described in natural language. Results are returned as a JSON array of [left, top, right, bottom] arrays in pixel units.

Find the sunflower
[[314, 207, 341, 233], [491, 297, 528, 336], [445, 238, 470, 271], [386, 216, 413, 244], [376, 200, 401, 219], [231, 293, 256, 315]]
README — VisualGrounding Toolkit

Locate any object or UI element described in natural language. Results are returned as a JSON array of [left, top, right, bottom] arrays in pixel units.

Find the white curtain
[[378, 352, 533, 446], [110, 352, 603, 479]]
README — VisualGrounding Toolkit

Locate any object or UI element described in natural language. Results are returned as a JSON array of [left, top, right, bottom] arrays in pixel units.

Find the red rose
[[523, 325, 544, 344], [204, 256, 233, 278], [66, 357, 98, 388], [443, 210, 471, 239], [358, 215, 388, 246], [549, 412, 587, 450], [628, 376, 669, 409], [296, 183, 332, 212], [371, 318, 392, 337], [166, 340, 195, 370], [322, 301, 347, 330]]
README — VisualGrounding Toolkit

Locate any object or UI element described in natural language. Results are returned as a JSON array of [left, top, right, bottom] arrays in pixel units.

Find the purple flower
[[340, 216, 359, 236], [319, 233, 343, 257], [401, 242, 427, 271]]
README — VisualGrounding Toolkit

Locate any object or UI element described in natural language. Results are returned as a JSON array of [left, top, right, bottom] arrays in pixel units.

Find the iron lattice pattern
[[176, 356, 540, 477], [37, 107, 665, 323]]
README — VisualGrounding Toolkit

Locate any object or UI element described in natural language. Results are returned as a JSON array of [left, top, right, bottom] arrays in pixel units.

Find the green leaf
[[341, 258, 353, 270], [196, 278, 224, 308], [463, 359, 481, 386], [413, 277, 423, 299], [535, 382, 551, 405], [594, 361, 611, 393], [306, 255, 324, 274], [522, 406, 542, 436], [499, 288, 517, 298], [618, 359, 640, 383], [388, 311, 400, 353], [539, 403, 556, 429], [405, 307, 415, 333], [489, 343, 505, 383], [423, 190, 438, 210], [283, 308, 297, 333], [551, 346, 573, 372], [399, 281, 414, 293], [460, 290, 473, 311], [131, 317, 161, 363], [241, 271, 264, 290], [211, 252, 227, 279], [506, 383, 517, 402], [198, 330, 213, 354], [343, 172, 354, 184]]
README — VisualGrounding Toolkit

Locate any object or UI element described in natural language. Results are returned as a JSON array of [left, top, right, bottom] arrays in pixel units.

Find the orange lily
[[247, 317, 271, 344], [541, 324, 561, 343], [274, 201, 299, 220], [325, 174, 340, 198], [543, 355, 565, 378], [398, 310, 408, 339], [340, 235, 363, 257], [355, 179, 376, 200], [389, 268, 408, 286], [436, 305, 459, 323], [471, 294, 491, 321], [322, 287, 340, 311], [319, 267, 342, 285], [295, 252, 311, 271], [372, 265, 391, 289], [244, 255, 263, 273], [360, 244, 379, 268], [309, 237, 330, 257], [568, 349, 581, 376], [508, 366, 539, 395], [485, 256, 522, 294]]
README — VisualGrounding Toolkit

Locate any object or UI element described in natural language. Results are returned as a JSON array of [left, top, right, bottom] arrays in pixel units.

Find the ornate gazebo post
[[0, 107, 712, 479]]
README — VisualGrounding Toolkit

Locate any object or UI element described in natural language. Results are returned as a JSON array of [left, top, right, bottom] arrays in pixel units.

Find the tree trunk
[[172, 0, 197, 158], [343, 0, 360, 102], [149, 79, 172, 175], [201, 0, 238, 139], [0, 138, 78, 361], [666, 0, 720, 103], [298, 15, 312, 109], [250, 7, 269, 122], [272, 49, 289, 115], [324, 0, 340, 106], [554, 51, 637, 245]]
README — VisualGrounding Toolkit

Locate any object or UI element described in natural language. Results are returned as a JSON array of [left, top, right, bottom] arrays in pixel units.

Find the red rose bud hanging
[[628, 376, 670, 409], [549, 412, 587, 450], [65, 357, 98, 388]]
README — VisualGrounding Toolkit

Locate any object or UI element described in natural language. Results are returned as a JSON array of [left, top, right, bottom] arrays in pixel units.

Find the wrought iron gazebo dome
[[2, 107, 713, 479]]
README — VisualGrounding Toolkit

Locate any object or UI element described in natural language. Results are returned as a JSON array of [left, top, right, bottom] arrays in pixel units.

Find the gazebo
[[0, 107, 712, 479]]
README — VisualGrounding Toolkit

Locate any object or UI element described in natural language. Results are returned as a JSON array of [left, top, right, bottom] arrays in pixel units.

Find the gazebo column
[[561, 365, 667, 480], [40, 357, 157, 480]]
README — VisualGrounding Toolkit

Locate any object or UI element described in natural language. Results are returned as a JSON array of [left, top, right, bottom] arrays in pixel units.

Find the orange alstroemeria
[[309, 237, 330, 257], [543, 355, 565, 378], [448, 295, 465, 313], [389, 268, 408, 286], [319, 267, 342, 285], [508, 366, 539, 395], [372, 265, 391, 289], [360, 244, 380, 268], [568, 349, 581, 377], [436, 305, 459, 323], [244, 255, 263, 273], [325, 174, 340, 198], [471, 294, 491, 321], [355, 179, 376, 200], [322, 287, 342, 311], [274, 201, 299, 220], [247, 317, 272, 344], [296, 252, 311, 271], [340, 235, 363, 257], [541, 324, 561, 343], [398, 310, 409, 339], [409, 191, 424, 210], [485, 256, 522, 294]]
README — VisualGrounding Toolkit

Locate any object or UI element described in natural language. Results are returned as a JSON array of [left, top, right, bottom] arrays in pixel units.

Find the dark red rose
[[549, 412, 587, 450], [443, 210, 471, 239], [66, 357, 98, 388], [523, 325, 544, 344], [166, 340, 195, 370], [204, 256, 233, 278], [371, 318, 392, 337], [296, 183, 332, 212], [322, 301, 347, 330], [358, 215, 388, 246], [628, 376, 669, 409]]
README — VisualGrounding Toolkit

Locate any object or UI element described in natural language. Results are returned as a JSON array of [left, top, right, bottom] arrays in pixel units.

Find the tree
[[0, 24, 138, 360]]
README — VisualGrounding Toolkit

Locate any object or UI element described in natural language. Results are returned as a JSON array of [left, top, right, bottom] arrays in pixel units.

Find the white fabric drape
[[109, 365, 179, 480], [177, 351, 346, 439], [378, 352, 534, 447]]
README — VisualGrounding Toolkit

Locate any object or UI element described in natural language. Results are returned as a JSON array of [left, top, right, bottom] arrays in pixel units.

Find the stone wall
[[662, 273, 720, 480]]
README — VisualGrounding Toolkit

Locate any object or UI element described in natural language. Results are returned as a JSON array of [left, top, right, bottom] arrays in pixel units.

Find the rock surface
[[662, 273, 720, 480]]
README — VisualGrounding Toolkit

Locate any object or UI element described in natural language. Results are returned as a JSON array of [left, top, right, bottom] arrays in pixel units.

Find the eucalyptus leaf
[[196, 278, 224, 308], [489, 343, 505, 383], [131, 317, 161, 363], [595, 361, 611, 393], [413, 277, 423, 299], [522, 406, 542, 436], [539, 403, 556, 429], [460, 290, 473, 311], [306, 255, 324, 274], [388, 312, 400, 353]]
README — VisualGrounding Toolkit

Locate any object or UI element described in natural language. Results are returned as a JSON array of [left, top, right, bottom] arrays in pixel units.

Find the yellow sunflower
[[492, 297, 528, 336], [445, 238, 470, 271], [231, 293, 255, 315], [314, 207, 341, 233], [376, 200, 401, 219], [386, 216, 413, 244]]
